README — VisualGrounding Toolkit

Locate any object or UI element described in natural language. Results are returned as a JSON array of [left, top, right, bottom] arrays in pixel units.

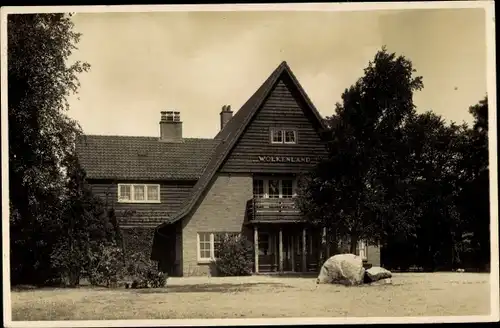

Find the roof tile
[[76, 136, 219, 180], [116, 210, 173, 228]]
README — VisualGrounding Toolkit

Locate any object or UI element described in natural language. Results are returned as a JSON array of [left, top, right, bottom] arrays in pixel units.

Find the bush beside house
[[124, 252, 167, 288], [86, 244, 167, 289], [212, 234, 254, 276]]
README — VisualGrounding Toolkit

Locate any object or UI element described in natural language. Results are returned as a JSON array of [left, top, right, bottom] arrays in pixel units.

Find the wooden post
[[278, 228, 283, 272], [254, 226, 259, 274], [291, 234, 295, 272], [273, 233, 278, 272], [302, 228, 307, 272]]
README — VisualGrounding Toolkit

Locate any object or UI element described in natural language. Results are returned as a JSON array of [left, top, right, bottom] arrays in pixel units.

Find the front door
[[258, 231, 274, 272]]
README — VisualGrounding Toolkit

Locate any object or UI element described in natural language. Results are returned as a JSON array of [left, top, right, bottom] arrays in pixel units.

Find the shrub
[[120, 227, 155, 257], [126, 252, 167, 288], [50, 243, 84, 287], [87, 244, 125, 287], [213, 234, 254, 276]]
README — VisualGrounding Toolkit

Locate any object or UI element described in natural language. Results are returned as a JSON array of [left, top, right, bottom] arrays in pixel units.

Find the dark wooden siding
[[220, 76, 328, 174], [88, 179, 195, 214]]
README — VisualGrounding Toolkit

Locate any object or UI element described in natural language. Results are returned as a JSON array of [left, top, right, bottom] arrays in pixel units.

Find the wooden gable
[[220, 74, 328, 174], [158, 61, 329, 226]]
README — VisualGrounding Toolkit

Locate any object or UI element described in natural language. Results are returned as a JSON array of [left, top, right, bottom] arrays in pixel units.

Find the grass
[[10, 272, 491, 320]]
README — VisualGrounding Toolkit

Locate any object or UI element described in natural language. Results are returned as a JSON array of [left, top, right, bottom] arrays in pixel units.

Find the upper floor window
[[268, 179, 280, 199], [270, 128, 297, 144], [284, 130, 297, 144], [253, 178, 297, 199], [118, 184, 160, 203], [253, 179, 264, 198], [281, 179, 293, 198]]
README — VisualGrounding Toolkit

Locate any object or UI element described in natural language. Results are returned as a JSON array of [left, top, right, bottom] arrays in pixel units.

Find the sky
[[66, 7, 488, 139]]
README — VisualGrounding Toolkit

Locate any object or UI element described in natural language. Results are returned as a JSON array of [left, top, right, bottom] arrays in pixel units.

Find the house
[[76, 61, 381, 277]]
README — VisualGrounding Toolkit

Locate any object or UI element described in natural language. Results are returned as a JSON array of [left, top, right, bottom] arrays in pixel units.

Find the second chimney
[[159, 110, 183, 142], [220, 105, 233, 131]]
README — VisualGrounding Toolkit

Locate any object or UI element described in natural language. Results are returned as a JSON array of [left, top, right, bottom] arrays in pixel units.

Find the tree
[[456, 96, 489, 269], [8, 13, 90, 284], [296, 47, 423, 253], [50, 152, 122, 286], [402, 112, 468, 270], [403, 97, 489, 271]]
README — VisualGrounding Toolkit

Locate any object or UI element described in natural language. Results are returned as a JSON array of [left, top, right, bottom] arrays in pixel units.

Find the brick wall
[[181, 173, 253, 276]]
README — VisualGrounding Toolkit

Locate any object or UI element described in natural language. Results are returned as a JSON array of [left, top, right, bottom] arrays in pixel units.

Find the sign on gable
[[257, 156, 311, 163]]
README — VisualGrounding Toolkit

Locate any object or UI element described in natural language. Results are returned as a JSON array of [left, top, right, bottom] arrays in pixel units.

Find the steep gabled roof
[[77, 135, 219, 181], [157, 61, 327, 228]]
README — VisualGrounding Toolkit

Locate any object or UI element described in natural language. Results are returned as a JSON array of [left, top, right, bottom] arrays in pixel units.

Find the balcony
[[246, 198, 303, 223]]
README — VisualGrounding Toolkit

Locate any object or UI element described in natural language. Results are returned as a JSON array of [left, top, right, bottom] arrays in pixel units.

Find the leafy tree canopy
[[297, 47, 424, 252], [8, 13, 91, 284]]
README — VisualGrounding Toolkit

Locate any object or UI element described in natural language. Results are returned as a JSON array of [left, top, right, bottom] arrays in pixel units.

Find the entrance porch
[[251, 224, 328, 274]]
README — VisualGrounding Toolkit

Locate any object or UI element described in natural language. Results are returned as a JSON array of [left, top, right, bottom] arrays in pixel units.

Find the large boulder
[[369, 278, 393, 286], [317, 254, 366, 286], [364, 266, 392, 283]]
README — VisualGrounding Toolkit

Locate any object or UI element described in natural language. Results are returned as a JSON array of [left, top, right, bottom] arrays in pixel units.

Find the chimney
[[159, 110, 183, 142], [220, 104, 233, 131]]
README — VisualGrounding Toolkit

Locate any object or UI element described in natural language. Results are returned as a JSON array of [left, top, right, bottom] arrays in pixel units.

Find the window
[[282, 180, 293, 198], [117, 184, 160, 203], [197, 232, 240, 262], [147, 185, 159, 200], [284, 130, 297, 144], [119, 185, 131, 201], [253, 179, 264, 198], [252, 178, 298, 199], [270, 128, 297, 144], [134, 185, 145, 201], [199, 233, 212, 260], [268, 179, 280, 198], [271, 129, 283, 143]]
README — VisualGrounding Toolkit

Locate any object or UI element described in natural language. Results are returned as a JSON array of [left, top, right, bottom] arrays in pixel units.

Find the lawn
[[10, 272, 491, 320]]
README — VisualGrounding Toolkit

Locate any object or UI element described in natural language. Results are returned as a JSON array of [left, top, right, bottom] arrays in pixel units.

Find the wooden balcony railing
[[247, 197, 303, 222]]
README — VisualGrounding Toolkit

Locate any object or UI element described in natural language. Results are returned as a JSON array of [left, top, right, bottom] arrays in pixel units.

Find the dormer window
[[270, 128, 297, 144]]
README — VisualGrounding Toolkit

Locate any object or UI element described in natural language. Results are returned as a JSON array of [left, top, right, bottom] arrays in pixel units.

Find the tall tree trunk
[[350, 234, 358, 255], [69, 270, 80, 287], [330, 228, 339, 255]]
